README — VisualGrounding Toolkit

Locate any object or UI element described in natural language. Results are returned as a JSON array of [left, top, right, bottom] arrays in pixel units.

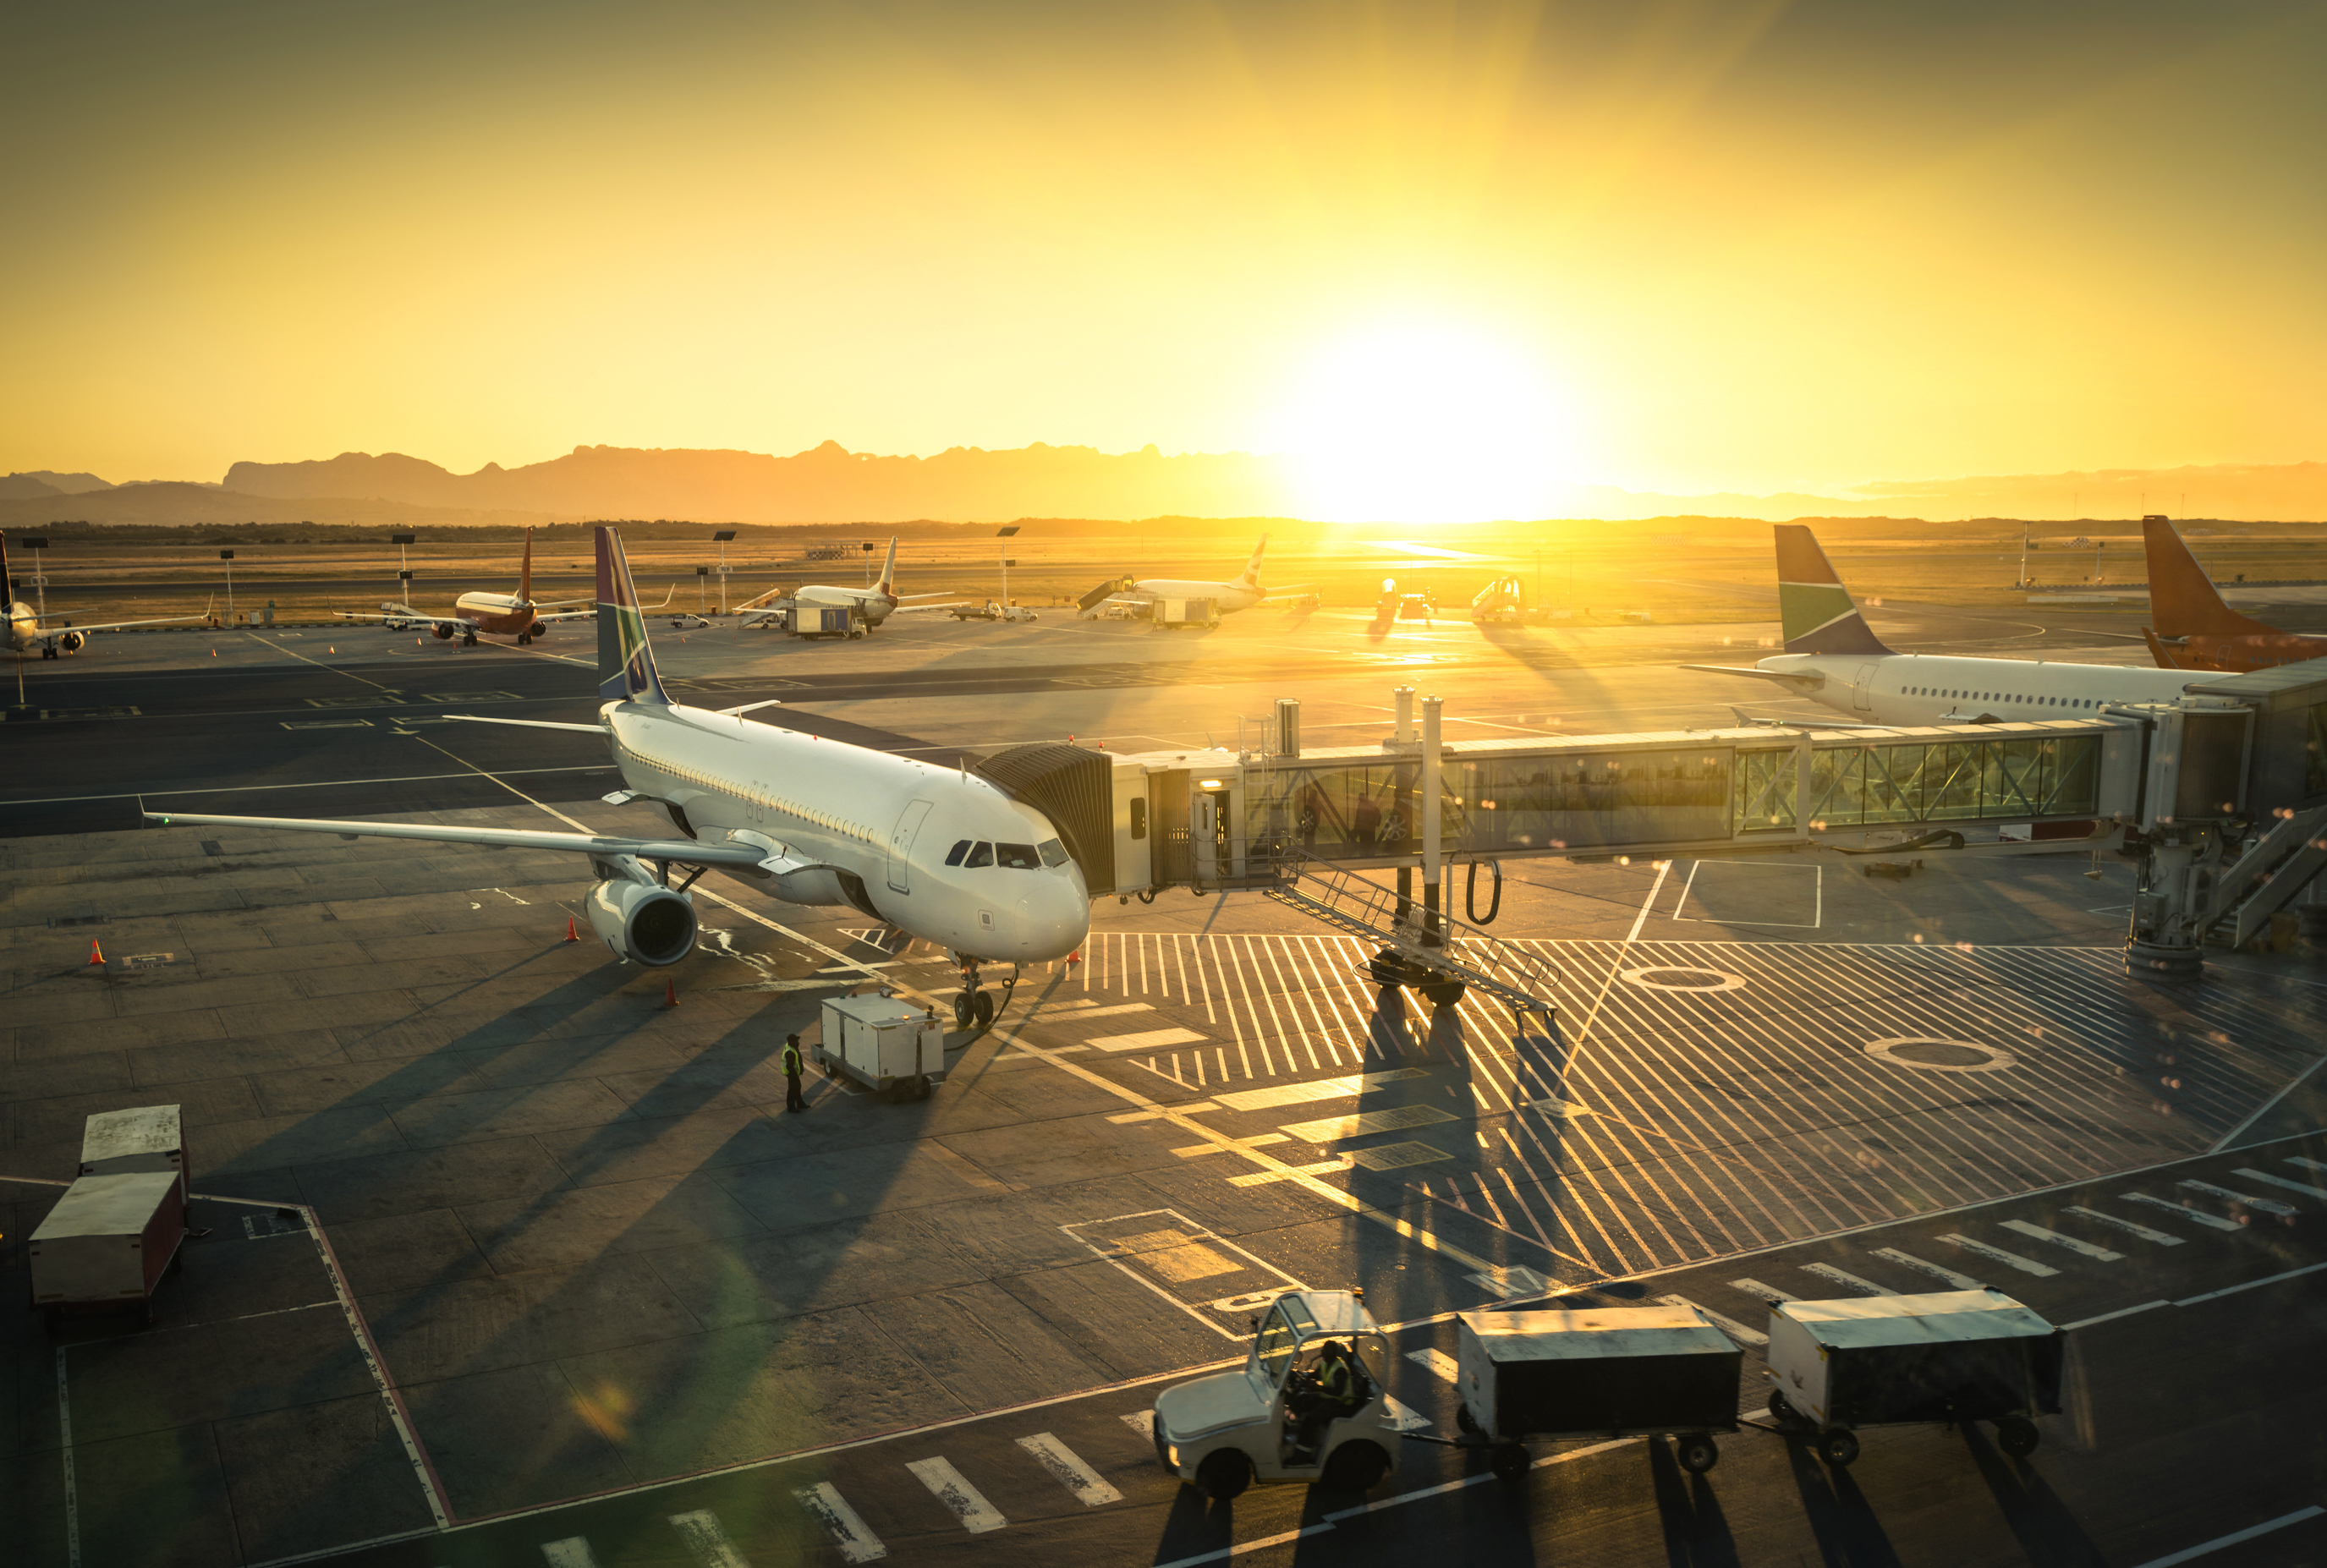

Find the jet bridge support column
[[1421, 695, 1443, 947], [2127, 827, 2216, 980]]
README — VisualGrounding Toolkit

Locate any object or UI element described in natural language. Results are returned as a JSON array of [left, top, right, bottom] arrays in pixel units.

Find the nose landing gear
[[950, 959, 1021, 1032]]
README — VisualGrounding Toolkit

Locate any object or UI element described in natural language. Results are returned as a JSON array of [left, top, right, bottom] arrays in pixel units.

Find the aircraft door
[[1852, 663, 1878, 712], [1191, 790, 1228, 883], [886, 799, 933, 893]]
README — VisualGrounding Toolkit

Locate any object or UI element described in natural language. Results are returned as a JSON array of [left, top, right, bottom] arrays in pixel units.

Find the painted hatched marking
[[2179, 1178, 2297, 1217], [1044, 1002, 1155, 1022], [2289, 1156, 2327, 1176], [541, 1541, 601, 1568], [1120, 1410, 1156, 1437], [1088, 1028, 1206, 1053], [1383, 1395, 1432, 1432], [2121, 1192, 2242, 1231], [1801, 1263, 1898, 1296], [1728, 1277, 1799, 1304], [2234, 1166, 2327, 1201], [2061, 1205, 2183, 1246], [908, 1456, 1007, 1532], [1017, 1433, 1123, 1507], [1870, 1248, 1985, 1290], [668, 1510, 749, 1568], [794, 1483, 886, 1563], [1653, 1293, 1768, 1349], [1942, 1233, 2060, 1277], [1279, 1103, 1457, 1143], [1406, 1347, 1462, 1382], [1213, 1068, 1430, 1112], [2001, 1220, 2124, 1261]]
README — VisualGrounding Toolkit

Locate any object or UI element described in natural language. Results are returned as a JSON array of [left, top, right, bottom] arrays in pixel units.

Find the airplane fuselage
[[2154, 632, 2327, 675], [794, 584, 901, 625], [1764, 652, 2203, 724], [1125, 578, 1265, 614], [601, 700, 1088, 962], [450, 591, 548, 638]]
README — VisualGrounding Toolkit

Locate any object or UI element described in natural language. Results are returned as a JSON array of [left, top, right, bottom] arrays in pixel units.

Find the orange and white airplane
[[2137, 515, 2327, 674], [338, 528, 657, 646]]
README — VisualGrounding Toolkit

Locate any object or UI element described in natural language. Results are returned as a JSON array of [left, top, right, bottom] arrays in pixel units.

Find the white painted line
[[1382, 1395, 1433, 1432], [2179, 1177, 2297, 1216], [1154, 1523, 1335, 1568], [1625, 861, 1672, 942], [1324, 1439, 1633, 1522], [1654, 1294, 1767, 1349], [794, 1483, 886, 1562], [667, 1511, 749, 1567], [2291, 1156, 2327, 1176], [540, 1541, 601, 1568], [1870, 1249, 1986, 1290], [2000, 1220, 2125, 1261], [2209, 1053, 2327, 1153], [1727, 1277, 1800, 1303], [2234, 1166, 2327, 1201], [1942, 1234, 2061, 1277], [1230, 1159, 1349, 1187], [907, 1456, 1007, 1533], [2061, 1205, 2183, 1246], [2121, 1192, 2242, 1232], [2174, 1258, 2327, 1308], [57, 1350, 77, 1568], [2126, 1505, 2324, 1568], [1405, 1347, 1462, 1382], [1088, 1028, 1206, 1052], [1120, 1410, 1156, 1438], [1017, 1433, 1123, 1507], [1106, 1103, 1217, 1122], [2062, 1301, 2171, 1332], [1801, 1263, 1899, 1296]]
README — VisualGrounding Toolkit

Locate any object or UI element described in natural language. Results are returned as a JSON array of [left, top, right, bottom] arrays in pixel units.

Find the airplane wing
[[337, 609, 471, 627], [1679, 663, 1826, 690], [30, 612, 207, 634], [143, 808, 778, 869], [890, 600, 970, 613], [893, 591, 957, 601], [441, 715, 605, 732], [529, 608, 600, 622]]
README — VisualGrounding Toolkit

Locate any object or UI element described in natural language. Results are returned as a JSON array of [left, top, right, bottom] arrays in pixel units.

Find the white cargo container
[[815, 994, 947, 1101], [1156, 597, 1216, 629], [80, 1104, 189, 1203], [1767, 1288, 2063, 1465], [1456, 1304, 1741, 1478], [29, 1171, 187, 1331]]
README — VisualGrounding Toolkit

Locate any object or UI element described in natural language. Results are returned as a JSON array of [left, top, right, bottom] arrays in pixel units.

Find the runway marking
[[2231, 1166, 2327, 1201], [793, 1483, 886, 1562], [667, 1510, 749, 1567], [2120, 1192, 2243, 1231], [2060, 1205, 2182, 1246], [1016, 1433, 1123, 1506], [1088, 1028, 1205, 1052], [1172, 1133, 1290, 1158], [1869, 1248, 1986, 1289], [2179, 1177, 2297, 1216], [1278, 1104, 1457, 1143], [1800, 1263, 1899, 1296], [2172, 1258, 2327, 1307], [906, 1456, 1007, 1532], [2000, 1220, 2123, 1261], [1121, 1410, 1156, 1437], [1942, 1233, 2060, 1277], [1230, 1159, 1351, 1187], [2127, 1505, 2324, 1568], [2062, 1301, 2171, 1331], [1405, 1347, 1461, 1381], [1654, 1294, 1768, 1349], [1727, 1278, 1799, 1303], [540, 1538, 601, 1567], [1211, 1067, 1427, 1111]]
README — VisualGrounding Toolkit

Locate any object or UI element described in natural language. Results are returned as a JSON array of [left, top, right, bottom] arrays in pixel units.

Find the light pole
[[695, 565, 709, 614], [713, 530, 737, 614], [20, 535, 49, 619], [220, 550, 236, 625], [996, 525, 1020, 608], [391, 532, 415, 606]]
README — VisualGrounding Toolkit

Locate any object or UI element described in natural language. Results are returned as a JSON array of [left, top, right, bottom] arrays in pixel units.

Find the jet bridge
[[1002, 670, 2327, 994]]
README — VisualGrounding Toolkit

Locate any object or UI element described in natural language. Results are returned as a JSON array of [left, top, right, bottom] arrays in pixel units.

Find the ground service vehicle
[[815, 994, 948, 1100], [29, 1171, 187, 1332], [1152, 1289, 1402, 1498]]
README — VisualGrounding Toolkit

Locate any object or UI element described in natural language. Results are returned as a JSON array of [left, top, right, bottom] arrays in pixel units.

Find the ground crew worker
[[783, 1033, 807, 1113], [1292, 1340, 1365, 1461]]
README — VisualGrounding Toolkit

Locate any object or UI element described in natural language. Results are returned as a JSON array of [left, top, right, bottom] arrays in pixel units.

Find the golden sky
[[5, 0, 2322, 515]]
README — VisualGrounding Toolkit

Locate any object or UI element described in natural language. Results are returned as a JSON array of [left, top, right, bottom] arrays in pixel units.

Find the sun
[[1275, 321, 1578, 524]]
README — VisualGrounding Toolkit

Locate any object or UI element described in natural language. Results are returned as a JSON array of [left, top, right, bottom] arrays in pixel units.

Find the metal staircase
[[1260, 848, 1561, 1021], [2203, 803, 2327, 949]]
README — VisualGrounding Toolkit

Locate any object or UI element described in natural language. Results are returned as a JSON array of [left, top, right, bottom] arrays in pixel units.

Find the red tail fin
[[2143, 518, 2272, 638]]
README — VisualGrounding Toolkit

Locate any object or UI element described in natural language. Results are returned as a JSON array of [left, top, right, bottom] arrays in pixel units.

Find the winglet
[[2143, 517, 2273, 638], [1773, 524, 1894, 655], [596, 527, 671, 705]]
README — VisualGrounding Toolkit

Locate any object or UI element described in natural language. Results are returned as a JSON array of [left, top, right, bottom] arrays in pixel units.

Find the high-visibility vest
[[1321, 1357, 1355, 1403], [783, 1042, 803, 1075]]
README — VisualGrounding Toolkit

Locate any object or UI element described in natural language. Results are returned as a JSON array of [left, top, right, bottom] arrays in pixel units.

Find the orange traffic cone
[[210, 648, 217, 657], [328, 645, 336, 654], [87, 939, 105, 966], [1067, 948, 1082, 966], [563, 916, 580, 942], [662, 977, 679, 1008]]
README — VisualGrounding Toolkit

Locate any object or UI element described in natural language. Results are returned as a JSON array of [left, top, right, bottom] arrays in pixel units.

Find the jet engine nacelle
[[58, 631, 85, 653], [433, 622, 458, 640], [585, 872, 699, 967]]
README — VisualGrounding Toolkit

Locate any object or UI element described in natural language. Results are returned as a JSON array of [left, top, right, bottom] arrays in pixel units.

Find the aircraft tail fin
[[517, 527, 534, 606], [0, 533, 10, 600], [1774, 524, 1895, 655], [1238, 533, 1268, 587], [876, 536, 897, 596], [2143, 517, 2274, 638], [595, 527, 671, 705]]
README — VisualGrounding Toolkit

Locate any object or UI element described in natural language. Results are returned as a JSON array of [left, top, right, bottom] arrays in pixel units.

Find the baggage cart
[[1764, 1288, 2063, 1465], [29, 1171, 187, 1332], [1155, 596, 1216, 629], [1445, 1304, 1743, 1480], [815, 994, 947, 1101], [80, 1104, 189, 1203], [793, 606, 863, 639]]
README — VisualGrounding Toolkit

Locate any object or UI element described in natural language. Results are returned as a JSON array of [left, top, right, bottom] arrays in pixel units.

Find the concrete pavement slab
[[295, 1136, 574, 1225], [454, 1171, 766, 1273], [362, 1253, 707, 1385], [640, 1211, 986, 1328], [324, 1209, 495, 1297], [214, 1393, 438, 1565], [388, 1079, 639, 1150], [395, 1361, 634, 1519], [63, 1422, 241, 1568]]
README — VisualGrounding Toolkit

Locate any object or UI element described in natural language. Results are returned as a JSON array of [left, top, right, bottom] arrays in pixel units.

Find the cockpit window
[[963, 842, 994, 868], [996, 842, 1040, 869], [944, 840, 970, 866], [1038, 838, 1071, 868]]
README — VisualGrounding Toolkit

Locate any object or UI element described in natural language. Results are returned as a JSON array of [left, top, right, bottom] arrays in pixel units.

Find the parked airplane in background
[[736, 538, 957, 631], [3, 534, 201, 658], [1084, 535, 1293, 619], [1686, 524, 2205, 726], [338, 528, 638, 647], [2137, 515, 2327, 674], [151, 526, 1087, 1029]]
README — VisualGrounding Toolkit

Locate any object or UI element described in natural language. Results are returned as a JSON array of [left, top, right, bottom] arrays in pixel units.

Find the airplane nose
[[1018, 879, 1091, 961]]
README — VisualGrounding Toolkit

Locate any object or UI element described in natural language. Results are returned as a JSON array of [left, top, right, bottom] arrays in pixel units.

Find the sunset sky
[[5, 1, 2321, 518]]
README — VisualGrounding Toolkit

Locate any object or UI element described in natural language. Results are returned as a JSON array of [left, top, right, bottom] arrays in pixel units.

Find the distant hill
[[0, 474, 64, 500], [6, 470, 116, 495], [0, 481, 550, 530]]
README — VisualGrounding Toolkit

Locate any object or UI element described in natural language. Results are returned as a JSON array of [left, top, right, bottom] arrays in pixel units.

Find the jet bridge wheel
[[1674, 1434, 1719, 1473], [1995, 1417, 2039, 1457]]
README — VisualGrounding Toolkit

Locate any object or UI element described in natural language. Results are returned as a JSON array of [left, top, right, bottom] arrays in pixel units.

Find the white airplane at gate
[[736, 537, 958, 630], [1087, 535, 1292, 618], [1685, 524, 2208, 726], [147, 526, 1088, 1026], [3, 534, 202, 658]]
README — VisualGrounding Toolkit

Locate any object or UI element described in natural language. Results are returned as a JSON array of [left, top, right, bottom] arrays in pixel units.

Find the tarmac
[[3, 602, 2324, 1567]]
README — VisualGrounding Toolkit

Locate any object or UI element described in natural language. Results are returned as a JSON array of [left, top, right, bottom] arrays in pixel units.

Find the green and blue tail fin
[[1774, 524, 1894, 656], [596, 526, 672, 705]]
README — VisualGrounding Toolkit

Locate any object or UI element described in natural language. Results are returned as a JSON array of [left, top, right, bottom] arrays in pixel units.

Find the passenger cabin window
[[963, 842, 994, 868], [996, 842, 1040, 869], [944, 840, 970, 866], [1038, 839, 1071, 868]]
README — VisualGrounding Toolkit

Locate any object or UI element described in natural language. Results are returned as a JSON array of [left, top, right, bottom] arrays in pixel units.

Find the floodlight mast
[[391, 532, 415, 601], [996, 524, 1020, 608], [713, 530, 737, 614], [220, 550, 236, 625]]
